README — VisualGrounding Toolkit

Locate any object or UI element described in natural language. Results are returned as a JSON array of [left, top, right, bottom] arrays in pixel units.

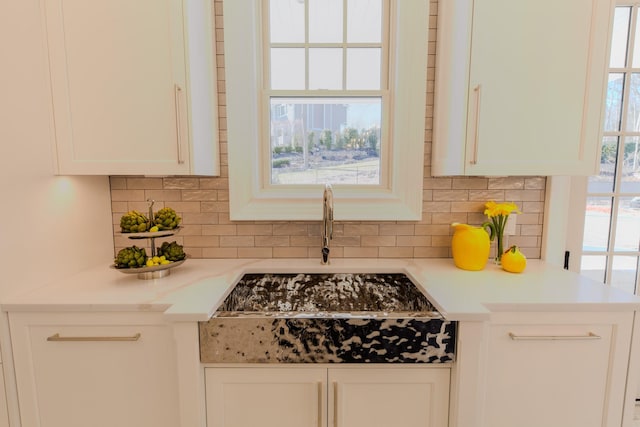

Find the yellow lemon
[[501, 245, 527, 273]]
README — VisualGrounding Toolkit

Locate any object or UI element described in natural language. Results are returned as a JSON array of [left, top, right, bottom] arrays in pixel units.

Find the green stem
[[493, 215, 508, 263]]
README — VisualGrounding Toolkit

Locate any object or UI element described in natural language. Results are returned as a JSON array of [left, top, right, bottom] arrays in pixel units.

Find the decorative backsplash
[[109, 0, 545, 260]]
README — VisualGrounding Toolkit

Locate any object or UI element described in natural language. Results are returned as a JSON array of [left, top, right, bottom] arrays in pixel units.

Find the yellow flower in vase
[[482, 201, 521, 264]]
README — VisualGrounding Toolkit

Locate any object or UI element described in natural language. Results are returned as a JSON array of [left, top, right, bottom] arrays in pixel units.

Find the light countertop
[[3, 258, 640, 321]]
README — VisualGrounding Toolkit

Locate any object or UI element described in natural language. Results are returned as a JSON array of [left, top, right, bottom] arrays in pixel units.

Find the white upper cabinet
[[43, 0, 219, 175], [432, 0, 614, 176]]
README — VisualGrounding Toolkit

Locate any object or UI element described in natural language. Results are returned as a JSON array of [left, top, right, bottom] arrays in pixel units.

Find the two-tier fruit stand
[[113, 199, 186, 280]]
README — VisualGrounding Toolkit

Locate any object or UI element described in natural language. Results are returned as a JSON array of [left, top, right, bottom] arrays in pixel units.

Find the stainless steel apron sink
[[199, 273, 456, 363]]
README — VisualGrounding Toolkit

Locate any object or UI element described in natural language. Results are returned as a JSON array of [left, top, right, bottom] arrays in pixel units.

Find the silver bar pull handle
[[174, 84, 185, 164], [47, 333, 141, 342], [470, 84, 481, 165], [508, 332, 601, 341]]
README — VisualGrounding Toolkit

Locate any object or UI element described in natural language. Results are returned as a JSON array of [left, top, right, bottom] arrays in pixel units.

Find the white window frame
[[223, 0, 429, 221]]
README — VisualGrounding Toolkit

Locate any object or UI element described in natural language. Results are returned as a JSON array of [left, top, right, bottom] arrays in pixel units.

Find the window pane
[[620, 136, 640, 192], [614, 197, 640, 251], [590, 136, 618, 193], [580, 255, 607, 283], [347, 0, 382, 43], [604, 73, 624, 132], [346, 48, 381, 90], [583, 197, 612, 251], [611, 7, 631, 67], [270, 0, 305, 43], [309, 48, 343, 90], [610, 256, 638, 294], [270, 98, 382, 185], [309, 0, 343, 43], [633, 8, 640, 68], [625, 73, 640, 132], [271, 48, 305, 90]]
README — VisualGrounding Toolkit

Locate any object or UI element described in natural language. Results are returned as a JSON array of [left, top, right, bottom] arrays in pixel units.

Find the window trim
[[224, 0, 429, 220]]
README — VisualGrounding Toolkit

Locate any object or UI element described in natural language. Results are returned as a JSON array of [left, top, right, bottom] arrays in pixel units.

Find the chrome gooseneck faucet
[[321, 183, 334, 264]]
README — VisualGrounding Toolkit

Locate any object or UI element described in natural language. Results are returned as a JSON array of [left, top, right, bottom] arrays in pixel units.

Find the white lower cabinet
[[329, 368, 450, 427], [205, 367, 326, 427], [9, 312, 180, 427], [482, 312, 634, 427], [205, 366, 450, 427]]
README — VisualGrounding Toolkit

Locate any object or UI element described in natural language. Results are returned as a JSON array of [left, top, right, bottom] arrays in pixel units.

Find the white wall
[[0, 0, 114, 299]]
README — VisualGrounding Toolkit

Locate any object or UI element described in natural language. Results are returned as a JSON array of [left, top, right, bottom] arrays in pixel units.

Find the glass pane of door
[[614, 197, 640, 252], [583, 197, 613, 252], [611, 7, 630, 67], [581, 255, 607, 283], [611, 256, 639, 294], [620, 136, 640, 192], [590, 136, 618, 192], [604, 74, 624, 132], [625, 73, 640, 131]]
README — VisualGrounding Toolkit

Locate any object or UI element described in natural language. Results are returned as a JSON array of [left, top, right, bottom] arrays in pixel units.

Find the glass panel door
[[579, 5, 640, 295]]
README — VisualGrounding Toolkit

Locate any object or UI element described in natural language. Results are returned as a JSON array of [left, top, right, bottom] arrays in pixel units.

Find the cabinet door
[[43, 0, 191, 175], [329, 368, 450, 427], [205, 367, 326, 427], [484, 318, 628, 427], [0, 369, 9, 427], [468, 0, 612, 175], [433, 0, 613, 176], [10, 313, 180, 427]]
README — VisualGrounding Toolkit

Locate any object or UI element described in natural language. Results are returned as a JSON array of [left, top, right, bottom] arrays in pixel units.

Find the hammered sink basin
[[199, 273, 457, 364], [216, 272, 441, 317]]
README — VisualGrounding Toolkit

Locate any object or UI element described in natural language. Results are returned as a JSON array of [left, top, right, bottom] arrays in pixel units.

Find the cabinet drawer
[[10, 312, 180, 427], [483, 312, 633, 427]]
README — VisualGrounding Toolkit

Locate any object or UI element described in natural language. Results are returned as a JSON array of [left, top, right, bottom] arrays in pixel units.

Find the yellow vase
[[450, 223, 491, 271]]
